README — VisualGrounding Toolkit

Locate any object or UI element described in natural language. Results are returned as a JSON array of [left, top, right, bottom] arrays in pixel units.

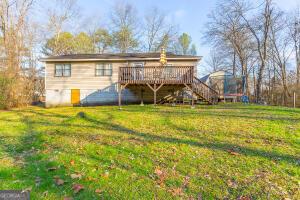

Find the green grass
[[0, 104, 299, 199]]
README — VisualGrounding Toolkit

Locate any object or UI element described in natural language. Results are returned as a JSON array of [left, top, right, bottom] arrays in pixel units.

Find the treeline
[[204, 0, 300, 106], [42, 1, 197, 56], [0, 0, 196, 109]]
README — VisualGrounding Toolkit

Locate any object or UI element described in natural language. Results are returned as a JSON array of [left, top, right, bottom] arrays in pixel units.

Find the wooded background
[[0, 0, 299, 109]]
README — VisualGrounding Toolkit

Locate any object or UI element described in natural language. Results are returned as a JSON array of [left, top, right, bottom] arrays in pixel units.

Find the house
[[41, 53, 218, 107], [200, 70, 245, 102]]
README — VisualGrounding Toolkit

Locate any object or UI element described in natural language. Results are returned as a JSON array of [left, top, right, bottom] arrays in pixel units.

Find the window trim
[[54, 63, 71, 77], [132, 62, 144, 67], [95, 63, 113, 77]]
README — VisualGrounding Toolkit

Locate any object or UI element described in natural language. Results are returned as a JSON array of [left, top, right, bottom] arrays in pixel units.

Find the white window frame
[[55, 63, 71, 77], [96, 63, 113, 76]]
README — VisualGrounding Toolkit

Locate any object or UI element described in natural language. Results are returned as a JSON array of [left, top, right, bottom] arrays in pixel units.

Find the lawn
[[0, 104, 299, 199]]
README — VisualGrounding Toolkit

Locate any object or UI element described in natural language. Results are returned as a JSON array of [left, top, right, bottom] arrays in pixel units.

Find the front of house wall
[[45, 60, 197, 107]]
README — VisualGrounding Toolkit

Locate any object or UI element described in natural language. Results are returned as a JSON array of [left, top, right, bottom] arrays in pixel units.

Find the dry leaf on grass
[[72, 183, 84, 193], [227, 149, 240, 156], [70, 173, 82, 179], [182, 176, 190, 188], [70, 160, 75, 165], [63, 197, 73, 200], [227, 179, 238, 189], [238, 196, 251, 200], [169, 187, 184, 197], [47, 167, 58, 171], [154, 166, 167, 185], [95, 189, 102, 194], [54, 177, 64, 186]]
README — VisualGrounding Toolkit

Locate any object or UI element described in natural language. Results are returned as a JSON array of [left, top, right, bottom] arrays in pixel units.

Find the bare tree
[[269, 11, 293, 105], [143, 7, 178, 52], [290, 7, 300, 87], [239, 0, 273, 101], [42, 0, 80, 55], [0, 0, 35, 108], [110, 1, 140, 53], [204, 0, 254, 95]]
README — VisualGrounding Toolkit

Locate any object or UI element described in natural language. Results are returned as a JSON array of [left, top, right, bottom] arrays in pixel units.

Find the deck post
[[118, 83, 122, 109], [154, 84, 157, 106], [140, 87, 144, 106], [191, 83, 195, 108]]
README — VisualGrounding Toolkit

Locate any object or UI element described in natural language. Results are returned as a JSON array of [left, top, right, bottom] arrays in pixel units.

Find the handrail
[[119, 66, 194, 84], [193, 77, 219, 96]]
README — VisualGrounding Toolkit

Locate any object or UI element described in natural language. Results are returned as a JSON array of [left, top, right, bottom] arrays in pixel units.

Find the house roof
[[40, 52, 202, 62]]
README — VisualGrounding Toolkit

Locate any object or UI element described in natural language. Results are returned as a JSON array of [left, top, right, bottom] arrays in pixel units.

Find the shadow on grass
[[81, 112, 299, 166], [1, 107, 299, 199], [0, 112, 111, 199]]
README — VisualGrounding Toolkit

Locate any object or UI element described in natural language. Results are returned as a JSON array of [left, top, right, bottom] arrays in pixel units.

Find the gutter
[[40, 57, 202, 62]]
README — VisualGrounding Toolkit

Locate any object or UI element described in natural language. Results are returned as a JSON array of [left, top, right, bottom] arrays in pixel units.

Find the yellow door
[[71, 89, 80, 105]]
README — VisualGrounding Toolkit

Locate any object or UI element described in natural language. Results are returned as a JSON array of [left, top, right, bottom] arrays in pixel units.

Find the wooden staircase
[[192, 77, 219, 104], [157, 77, 219, 105]]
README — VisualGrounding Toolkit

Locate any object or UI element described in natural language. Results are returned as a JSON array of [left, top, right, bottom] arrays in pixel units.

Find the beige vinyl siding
[[45, 59, 199, 107]]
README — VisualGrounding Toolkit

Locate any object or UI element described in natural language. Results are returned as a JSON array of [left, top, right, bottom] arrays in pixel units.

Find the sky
[[74, 0, 298, 74]]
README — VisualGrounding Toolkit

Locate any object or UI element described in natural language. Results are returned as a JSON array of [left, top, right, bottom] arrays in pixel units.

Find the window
[[132, 63, 144, 67], [96, 63, 112, 76], [55, 64, 71, 77]]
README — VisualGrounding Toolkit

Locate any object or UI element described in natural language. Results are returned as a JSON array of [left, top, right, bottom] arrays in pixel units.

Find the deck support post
[[184, 83, 195, 109], [140, 87, 144, 106], [154, 84, 157, 106], [146, 83, 164, 106], [118, 83, 128, 109], [191, 83, 195, 108], [118, 83, 122, 109]]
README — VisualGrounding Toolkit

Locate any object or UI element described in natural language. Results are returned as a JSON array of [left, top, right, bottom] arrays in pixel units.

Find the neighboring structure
[[200, 70, 245, 102], [41, 53, 218, 107]]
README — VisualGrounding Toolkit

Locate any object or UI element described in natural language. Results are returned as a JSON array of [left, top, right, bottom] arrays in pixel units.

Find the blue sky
[[77, 0, 298, 59], [75, 0, 298, 74]]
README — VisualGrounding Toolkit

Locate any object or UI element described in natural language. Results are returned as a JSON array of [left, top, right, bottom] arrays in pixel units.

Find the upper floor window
[[55, 64, 71, 77], [96, 63, 112, 76], [132, 63, 144, 67]]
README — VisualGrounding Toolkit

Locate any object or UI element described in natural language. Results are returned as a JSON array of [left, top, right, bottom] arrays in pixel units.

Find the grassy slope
[[0, 104, 299, 199]]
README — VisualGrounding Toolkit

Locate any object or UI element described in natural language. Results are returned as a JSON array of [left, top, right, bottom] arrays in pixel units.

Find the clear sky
[[75, 0, 298, 74]]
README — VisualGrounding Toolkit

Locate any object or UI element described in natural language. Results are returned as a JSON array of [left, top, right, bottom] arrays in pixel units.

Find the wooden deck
[[119, 66, 194, 85], [118, 66, 219, 107]]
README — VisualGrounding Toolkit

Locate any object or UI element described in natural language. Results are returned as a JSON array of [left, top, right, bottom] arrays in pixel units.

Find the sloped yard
[[0, 104, 299, 199]]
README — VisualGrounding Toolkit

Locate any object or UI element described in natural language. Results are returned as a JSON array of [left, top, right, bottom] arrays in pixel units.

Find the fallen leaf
[[22, 187, 32, 192], [154, 166, 167, 185], [70, 173, 82, 179], [70, 160, 75, 165], [54, 177, 64, 186], [227, 149, 240, 156], [169, 187, 183, 197], [101, 171, 109, 179], [238, 196, 251, 200], [154, 167, 163, 176], [47, 167, 58, 171], [42, 191, 48, 197], [227, 179, 238, 189], [72, 184, 84, 193], [63, 197, 73, 200], [182, 176, 190, 188], [95, 189, 102, 194], [86, 177, 97, 182]]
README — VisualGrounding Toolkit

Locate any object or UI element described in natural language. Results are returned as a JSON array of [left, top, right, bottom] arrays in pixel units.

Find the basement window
[[96, 63, 112, 76], [55, 64, 71, 77]]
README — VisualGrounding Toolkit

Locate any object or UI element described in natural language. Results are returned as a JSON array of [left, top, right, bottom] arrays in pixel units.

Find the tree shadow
[[0, 112, 112, 199], [80, 113, 299, 166]]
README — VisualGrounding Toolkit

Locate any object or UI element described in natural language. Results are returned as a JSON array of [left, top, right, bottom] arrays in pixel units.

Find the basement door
[[71, 89, 80, 105]]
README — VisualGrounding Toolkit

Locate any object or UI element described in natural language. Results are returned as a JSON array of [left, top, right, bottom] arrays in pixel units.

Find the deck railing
[[193, 77, 219, 103], [119, 66, 194, 84]]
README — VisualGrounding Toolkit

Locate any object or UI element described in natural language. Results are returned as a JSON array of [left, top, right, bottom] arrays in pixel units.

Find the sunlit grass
[[0, 104, 299, 199]]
